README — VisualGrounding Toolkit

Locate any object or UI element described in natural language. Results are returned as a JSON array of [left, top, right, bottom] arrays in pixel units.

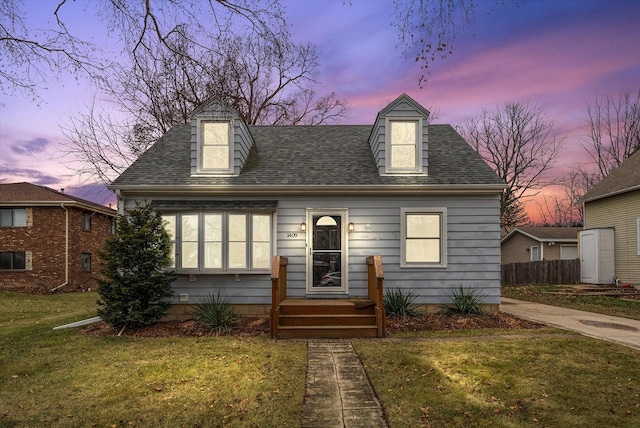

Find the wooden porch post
[[366, 255, 386, 337], [270, 256, 288, 338]]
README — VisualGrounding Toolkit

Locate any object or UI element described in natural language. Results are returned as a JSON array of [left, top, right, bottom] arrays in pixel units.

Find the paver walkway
[[302, 340, 387, 428]]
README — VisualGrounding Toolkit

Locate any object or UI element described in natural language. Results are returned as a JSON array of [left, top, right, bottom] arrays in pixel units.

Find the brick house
[[0, 182, 116, 292]]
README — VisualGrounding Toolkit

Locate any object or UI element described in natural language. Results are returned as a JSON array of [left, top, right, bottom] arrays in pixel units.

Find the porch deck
[[270, 256, 386, 339]]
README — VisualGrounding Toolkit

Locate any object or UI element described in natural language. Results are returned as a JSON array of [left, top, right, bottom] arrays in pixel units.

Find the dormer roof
[[374, 93, 431, 121]]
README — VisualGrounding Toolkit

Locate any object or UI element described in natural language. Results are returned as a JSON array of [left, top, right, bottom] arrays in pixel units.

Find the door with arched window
[[306, 210, 347, 293]]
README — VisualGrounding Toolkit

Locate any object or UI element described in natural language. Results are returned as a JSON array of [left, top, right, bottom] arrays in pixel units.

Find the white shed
[[579, 228, 615, 284]]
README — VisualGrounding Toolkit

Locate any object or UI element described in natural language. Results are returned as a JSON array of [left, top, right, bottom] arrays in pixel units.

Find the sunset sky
[[1, 0, 639, 221]]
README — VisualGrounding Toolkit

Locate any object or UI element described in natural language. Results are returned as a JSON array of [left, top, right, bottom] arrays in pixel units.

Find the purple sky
[[1, 0, 639, 220]]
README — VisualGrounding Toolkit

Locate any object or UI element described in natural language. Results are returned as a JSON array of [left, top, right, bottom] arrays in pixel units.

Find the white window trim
[[196, 118, 234, 174], [385, 117, 423, 174], [400, 207, 447, 268], [163, 211, 272, 274]]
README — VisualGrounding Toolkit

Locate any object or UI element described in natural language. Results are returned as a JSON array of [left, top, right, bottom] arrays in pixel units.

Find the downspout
[[50, 203, 69, 292]]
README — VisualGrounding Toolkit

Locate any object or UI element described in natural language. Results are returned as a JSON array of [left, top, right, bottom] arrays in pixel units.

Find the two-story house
[[0, 182, 116, 292]]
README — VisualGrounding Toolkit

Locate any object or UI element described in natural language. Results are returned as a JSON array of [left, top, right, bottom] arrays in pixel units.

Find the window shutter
[[25, 251, 33, 270], [26, 208, 33, 227]]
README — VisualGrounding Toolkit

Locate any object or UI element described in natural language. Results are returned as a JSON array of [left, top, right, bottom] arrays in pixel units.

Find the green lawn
[[0, 291, 306, 427], [356, 335, 640, 427], [502, 285, 640, 320], [2, 291, 640, 428]]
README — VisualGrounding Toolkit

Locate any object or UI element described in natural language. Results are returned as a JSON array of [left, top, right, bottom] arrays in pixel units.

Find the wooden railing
[[366, 255, 386, 337], [270, 256, 288, 338]]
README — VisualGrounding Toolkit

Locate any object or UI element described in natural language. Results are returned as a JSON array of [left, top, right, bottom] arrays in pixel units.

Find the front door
[[307, 210, 347, 294]]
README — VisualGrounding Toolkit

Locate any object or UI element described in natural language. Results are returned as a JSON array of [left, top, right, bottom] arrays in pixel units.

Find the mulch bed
[[80, 312, 542, 338]]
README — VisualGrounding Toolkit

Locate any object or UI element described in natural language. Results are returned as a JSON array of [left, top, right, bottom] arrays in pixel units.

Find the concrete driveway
[[501, 297, 640, 350]]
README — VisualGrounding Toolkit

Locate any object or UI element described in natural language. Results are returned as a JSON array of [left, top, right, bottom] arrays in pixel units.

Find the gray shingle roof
[[580, 149, 640, 202], [111, 124, 504, 188]]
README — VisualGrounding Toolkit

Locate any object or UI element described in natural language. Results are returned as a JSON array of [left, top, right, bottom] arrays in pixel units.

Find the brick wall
[[0, 206, 114, 292]]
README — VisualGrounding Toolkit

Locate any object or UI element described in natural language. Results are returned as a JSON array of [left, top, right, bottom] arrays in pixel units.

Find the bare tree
[[393, 0, 479, 86], [0, 0, 287, 102], [461, 101, 561, 228], [0, 0, 107, 103], [61, 12, 349, 184], [584, 88, 640, 178]]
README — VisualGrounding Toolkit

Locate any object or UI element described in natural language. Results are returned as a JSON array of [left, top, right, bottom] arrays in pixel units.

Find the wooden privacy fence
[[501, 259, 580, 285]]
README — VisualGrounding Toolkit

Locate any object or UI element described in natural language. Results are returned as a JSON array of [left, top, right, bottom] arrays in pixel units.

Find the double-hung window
[[199, 120, 233, 173], [386, 119, 422, 173], [401, 208, 447, 268], [162, 212, 272, 272], [82, 212, 92, 231], [81, 253, 91, 271], [0, 251, 26, 270], [0, 208, 26, 227]]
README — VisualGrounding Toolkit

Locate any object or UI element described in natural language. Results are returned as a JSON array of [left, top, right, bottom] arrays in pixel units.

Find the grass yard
[[356, 336, 640, 427], [502, 285, 640, 321], [0, 291, 306, 427]]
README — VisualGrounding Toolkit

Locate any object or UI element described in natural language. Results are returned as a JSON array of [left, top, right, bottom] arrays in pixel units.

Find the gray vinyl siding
[[276, 195, 501, 305], [119, 193, 501, 305]]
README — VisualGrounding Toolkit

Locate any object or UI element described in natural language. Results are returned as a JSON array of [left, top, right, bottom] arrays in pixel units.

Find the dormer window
[[198, 119, 233, 173], [386, 118, 422, 173]]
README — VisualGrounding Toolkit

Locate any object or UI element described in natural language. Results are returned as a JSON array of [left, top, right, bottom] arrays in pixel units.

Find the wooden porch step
[[280, 299, 376, 316], [279, 314, 377, 326], [277, 325, 379, 339]]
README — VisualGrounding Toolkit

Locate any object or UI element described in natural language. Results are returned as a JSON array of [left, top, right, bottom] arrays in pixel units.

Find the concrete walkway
[[302, 340, 387, 428], [501, 297, 640, 350]]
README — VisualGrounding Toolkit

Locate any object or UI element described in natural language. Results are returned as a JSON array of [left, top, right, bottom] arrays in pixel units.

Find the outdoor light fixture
[[300, 222, 306, 231], [348, 222, 354, 232]]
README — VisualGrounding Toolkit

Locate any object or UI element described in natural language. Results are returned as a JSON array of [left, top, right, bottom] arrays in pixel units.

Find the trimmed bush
[[384, 288, 421, 317]]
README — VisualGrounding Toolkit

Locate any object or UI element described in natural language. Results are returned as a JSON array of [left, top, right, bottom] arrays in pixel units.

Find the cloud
[[10, 137, 50, 156], [0, 164, 60, 185]]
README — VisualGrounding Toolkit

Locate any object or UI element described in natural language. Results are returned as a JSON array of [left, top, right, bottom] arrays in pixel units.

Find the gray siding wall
[[120, 193, 501, 305]]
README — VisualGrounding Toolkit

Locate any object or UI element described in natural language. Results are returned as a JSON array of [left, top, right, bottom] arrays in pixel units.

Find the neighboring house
[[109, 94, 505, 328], [579, 150, 640, 285], [0, 183, 116, 292], [501, 226, 581, 264]]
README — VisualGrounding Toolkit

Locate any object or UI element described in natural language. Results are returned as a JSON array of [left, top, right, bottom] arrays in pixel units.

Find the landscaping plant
[[97, 201, 177, 329], [193, 291, 238, 332], [446, 285, 485, 315], [384, 288, 421, 317]]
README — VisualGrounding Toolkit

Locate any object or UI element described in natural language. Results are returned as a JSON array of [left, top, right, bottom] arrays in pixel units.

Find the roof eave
[[0, 200, 116, 217], [579, 184, 640, 203], [109, 183, 506, 196]]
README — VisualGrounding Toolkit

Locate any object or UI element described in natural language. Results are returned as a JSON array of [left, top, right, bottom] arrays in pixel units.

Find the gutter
[[50, 203, 69, 292], [108, 183, 507, 196], [0, 200, 116, 217]]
